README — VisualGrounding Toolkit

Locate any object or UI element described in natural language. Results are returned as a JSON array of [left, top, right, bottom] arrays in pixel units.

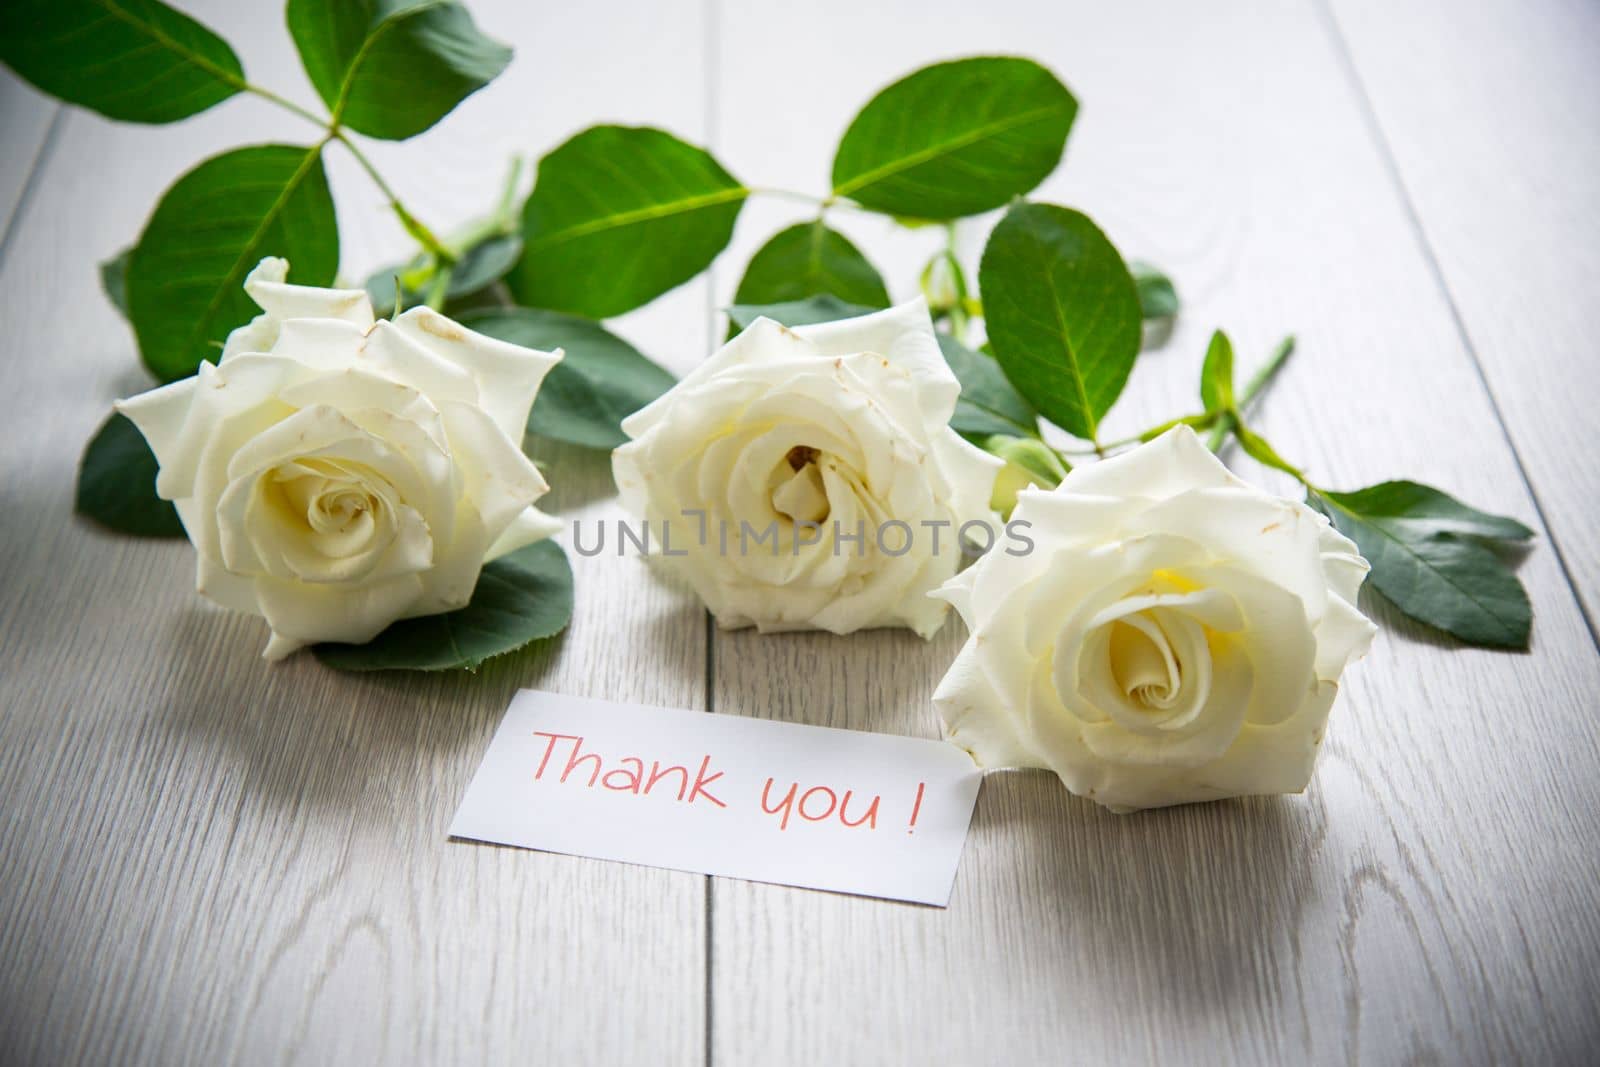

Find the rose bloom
[[933, 426, 1376, 811], [117, 258, 562, 660], [612, 299, 1001, 637]]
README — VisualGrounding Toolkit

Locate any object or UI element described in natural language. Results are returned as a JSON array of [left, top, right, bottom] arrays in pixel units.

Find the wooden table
[[2, 1, 1596, 1062]]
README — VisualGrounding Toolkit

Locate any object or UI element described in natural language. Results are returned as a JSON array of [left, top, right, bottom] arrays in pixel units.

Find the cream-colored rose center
[[1076, 590, 1221, 734], [1108, 614, 1183, 710], [771, 445, 831, 525], [266, 460, 393, 561]]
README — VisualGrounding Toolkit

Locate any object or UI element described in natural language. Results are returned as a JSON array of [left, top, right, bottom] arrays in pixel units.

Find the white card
[[450, 689, 982, 906]]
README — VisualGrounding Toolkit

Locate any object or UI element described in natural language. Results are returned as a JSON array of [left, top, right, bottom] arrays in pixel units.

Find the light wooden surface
[[1326, 0, 1600, 622], [1, 1, 1597, 1064]]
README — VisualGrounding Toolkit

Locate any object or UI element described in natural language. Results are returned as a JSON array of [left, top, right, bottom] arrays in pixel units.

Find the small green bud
[[983, 435, 1069, 517]]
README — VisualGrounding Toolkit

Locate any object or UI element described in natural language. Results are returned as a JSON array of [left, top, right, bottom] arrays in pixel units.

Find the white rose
[[932, 426, 1376, 811], [116, 257, 563, 661], [612, 299, 1002, 637]]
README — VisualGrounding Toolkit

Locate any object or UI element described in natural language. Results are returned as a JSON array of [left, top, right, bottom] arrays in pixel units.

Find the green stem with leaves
[[1207, 335, 1296, 451], [746, 187, 887, 216], [928, 222, 972, 343], [1052, 411, 1221, 458], [240, 79, 454, 266], [241, 81, 328, 130], [332, 132, 454, 264]]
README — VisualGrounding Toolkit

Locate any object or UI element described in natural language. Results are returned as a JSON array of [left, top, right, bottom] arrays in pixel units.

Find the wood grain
[[708, 0, 1600, 1063], [0, 78, 55, 246], [1325, 0, 1600, 629], [0, 2, 712, 1064], [3, 0, 1599, 1063]]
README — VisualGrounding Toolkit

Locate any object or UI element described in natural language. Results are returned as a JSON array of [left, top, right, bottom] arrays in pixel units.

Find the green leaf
[[287, 0, 511, 140], [75, 411, 184, 538], [832, 56, 1077, 219], [315, 539, 574, 671], [0, 0, 243, 123], [1130, 261, 1179, 320], [1316, 482, 1535, 545], [509, 126, 746, 318], [442, 233, 522, 297], [101, 247, 131, 318], [1311, 485, 1532, 649], [726, 295, 876, 335], [128, 144, 339, 382], [978, 202, 1142, 442], [461, 307, 677, 450], [937, 333, 1039, 439], [733, 221, 890, 309], [1200, 329, 1235, 412], [365, 233, 523, 316]]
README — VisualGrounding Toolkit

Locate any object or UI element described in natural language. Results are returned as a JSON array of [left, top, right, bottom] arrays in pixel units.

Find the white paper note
[[450, 690, 983, 906]]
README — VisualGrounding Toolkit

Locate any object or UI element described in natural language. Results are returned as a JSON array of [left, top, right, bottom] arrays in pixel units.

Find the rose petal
[[1061, 424, 1243, 499], [252, 569, 426, 657], [265, 319, 367, 372], [242, 257, 373, 329], [221, 257, 373, 361], [439, 401, 546, 540], [1314, 594, 1378, 678], [115, 375, 199, 476], [487, 506, 563, 560], [1138, 485, 1332, 620], [934, 639, 1045, 769], [361, 319, 479, 410], [622, 318, 817, 438], [391, 307, 561, 444], [794, 297, 961, 437]]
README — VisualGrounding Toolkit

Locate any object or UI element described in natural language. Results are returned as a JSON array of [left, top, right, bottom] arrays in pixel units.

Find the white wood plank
[[0, 73, 56, 246], [0, 2, 711, 1063], [1325, 0, 1600, 629], [708, 0, 1600, 1063]]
